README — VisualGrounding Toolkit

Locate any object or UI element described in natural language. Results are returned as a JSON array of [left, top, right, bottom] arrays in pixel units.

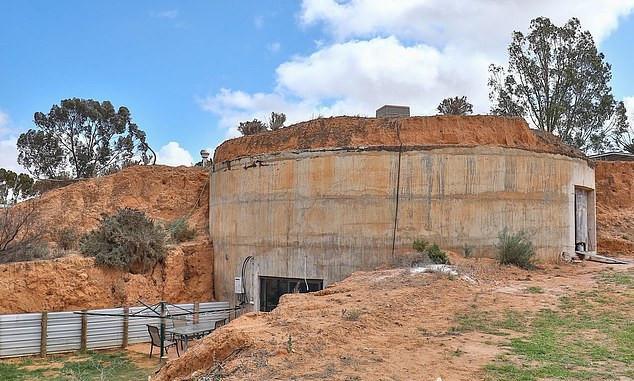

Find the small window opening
[[259, 276, 323, 312]]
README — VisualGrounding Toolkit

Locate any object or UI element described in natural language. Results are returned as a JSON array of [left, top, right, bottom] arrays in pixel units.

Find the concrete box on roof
[[376, 105, 410, 118]]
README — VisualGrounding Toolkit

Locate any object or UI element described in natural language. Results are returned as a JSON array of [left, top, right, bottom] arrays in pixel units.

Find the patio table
[[153, 321, 218, 352]]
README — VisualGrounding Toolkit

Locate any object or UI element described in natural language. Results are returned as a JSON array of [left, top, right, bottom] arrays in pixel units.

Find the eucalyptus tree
[[17, 98, 155, 179], [489, 17, 626, 152]]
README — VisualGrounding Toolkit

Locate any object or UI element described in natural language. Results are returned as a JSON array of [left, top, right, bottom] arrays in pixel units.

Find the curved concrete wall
[[210, 146, 595, 306]]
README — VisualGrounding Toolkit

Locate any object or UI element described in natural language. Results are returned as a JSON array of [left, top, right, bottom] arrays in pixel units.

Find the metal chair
[[171, 318, 189, 350], [147, 325, 179, 358], [214, 318, 228, 330]]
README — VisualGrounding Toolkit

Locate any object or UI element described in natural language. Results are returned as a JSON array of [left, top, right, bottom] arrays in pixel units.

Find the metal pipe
[[160, 301, 166, 362]]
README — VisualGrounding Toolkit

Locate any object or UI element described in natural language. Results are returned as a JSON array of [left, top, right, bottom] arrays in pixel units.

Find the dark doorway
[[259, 276, 323, 312]]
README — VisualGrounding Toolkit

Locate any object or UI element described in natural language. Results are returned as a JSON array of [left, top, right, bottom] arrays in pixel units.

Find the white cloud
[[201, 1, 634, 138], [0, 137, 19, 172], [0, 110, 10, 138], [200, 37, 493, 130], [0, 110, 21, 172], [277, 37, 490, 110], [200, 90, 308, 138], [0, 110, 8, 128], [268, 42, 281, 53], [199, 87, 361, 139], [254, 15, 264, 29], [151, 9, 179, 19], [624, 97, 634, 124], [300, 0, 634, 49], [156, 142, 194, 166]]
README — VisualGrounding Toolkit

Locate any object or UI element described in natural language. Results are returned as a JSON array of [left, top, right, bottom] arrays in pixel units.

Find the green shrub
[[462, 244, 474, 258], [56, 226, 78, 250], [412, 239, 450, 265], [412, 239, 429, 252], [525, 286, 544, 294], [80, 208, 166, 273], [167, 218, 196, 243], [496, 228, 536, 270], [427, 244, 450, 264]]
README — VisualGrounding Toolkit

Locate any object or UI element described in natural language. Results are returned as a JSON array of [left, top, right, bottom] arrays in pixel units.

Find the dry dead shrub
[[111, 278, 127, 306], [167, 217, 196, 243], [342, 308, 362, 321], [0, 201, 49, 264], [55, 226, 79, 250]]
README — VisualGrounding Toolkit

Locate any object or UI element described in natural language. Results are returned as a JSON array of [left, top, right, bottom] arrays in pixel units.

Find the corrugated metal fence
[[0, 302, 230, 358]]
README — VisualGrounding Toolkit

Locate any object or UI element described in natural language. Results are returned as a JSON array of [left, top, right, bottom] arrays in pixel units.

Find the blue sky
[[1, 1, 633, 170]]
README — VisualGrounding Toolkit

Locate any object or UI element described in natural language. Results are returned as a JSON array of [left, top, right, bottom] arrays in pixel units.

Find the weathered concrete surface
[[210, 146, 595, 307]]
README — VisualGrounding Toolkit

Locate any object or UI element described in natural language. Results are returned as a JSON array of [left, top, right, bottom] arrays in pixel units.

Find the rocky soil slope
[[0, 165, 213, 313], [24, 165, 209, 240], [0, 241, 212, 314]]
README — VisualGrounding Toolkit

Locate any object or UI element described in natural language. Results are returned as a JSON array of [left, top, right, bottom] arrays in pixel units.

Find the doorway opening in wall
[[574, 186, 592, 252], [259, 276, 323, 312]]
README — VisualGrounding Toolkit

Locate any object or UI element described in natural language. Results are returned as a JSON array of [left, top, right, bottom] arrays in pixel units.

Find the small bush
[[286, 334, 293, 353], [412, 239, 429, 252], [56, 226, 78, 250], [0, 240, 49, 264], [167, 218, 196, 243], [342, 309, 362, 321], [268, 112, 286, 130], [238, 119, 267, 136], [80, 208, 166, 273], [426, 244, 450, 264], [111, 279, 127, 306], [462, 244, 474, 258], [412, 239, 450, 265], [496, 228, 536, 270], [0, 201, 44, 262], [0, 200, 50, 264], [525, 286, 544, 294]]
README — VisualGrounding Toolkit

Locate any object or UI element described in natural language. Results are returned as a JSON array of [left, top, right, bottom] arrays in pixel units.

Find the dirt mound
[[214, 115, 587, 163], [0, 165, 214, 313], [595, 161, 634, 256], [153, 257, 630, 381], [0, 241, 213, 314], [22, 165, 209, 241], [154, 330, 252, 381]]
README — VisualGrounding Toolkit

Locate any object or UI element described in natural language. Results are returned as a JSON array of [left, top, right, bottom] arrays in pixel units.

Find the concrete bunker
[[209, 115, 596, 310]]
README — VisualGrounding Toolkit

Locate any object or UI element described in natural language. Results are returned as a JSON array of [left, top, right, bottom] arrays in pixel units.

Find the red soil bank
[[595, 161, 634, 256], [214, 116, 586, 163]]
